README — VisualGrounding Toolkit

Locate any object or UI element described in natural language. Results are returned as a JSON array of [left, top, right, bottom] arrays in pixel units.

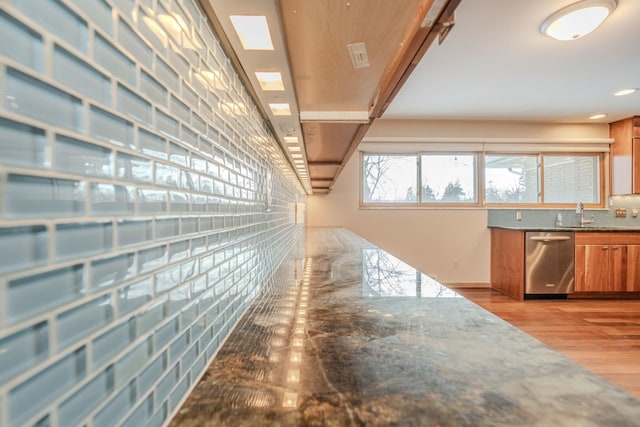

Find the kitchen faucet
[[576, 202, 594, 226]]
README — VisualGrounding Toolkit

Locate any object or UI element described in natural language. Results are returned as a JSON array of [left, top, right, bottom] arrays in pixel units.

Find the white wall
[[307, 119, 610, 285]]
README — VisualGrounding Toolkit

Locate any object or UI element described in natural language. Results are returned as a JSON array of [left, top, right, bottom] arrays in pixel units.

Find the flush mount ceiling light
[[540, 0, 617, 41], [284, 136, 299, 144], [269, 103, 291, 116], [255, 72, 284, 91], [589, 113, 607, 119], [230, 15, 274, 50], [614, 88, 639, 96]]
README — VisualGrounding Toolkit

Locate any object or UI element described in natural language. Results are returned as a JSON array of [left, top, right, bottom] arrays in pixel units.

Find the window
[[362, 154, 417, 203], [360, 151, 604, 207], [485, 155, 539, 203], [421, 154, 477, 203], [543, 155, 600, 203]]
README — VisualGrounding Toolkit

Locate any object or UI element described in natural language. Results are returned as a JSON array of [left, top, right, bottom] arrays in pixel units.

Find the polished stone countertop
[[170, 227, 640, 426], [490, 225, 640, 232]]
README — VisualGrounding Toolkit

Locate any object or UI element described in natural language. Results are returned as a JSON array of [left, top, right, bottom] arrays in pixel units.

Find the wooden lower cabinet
[[627, 245, 640, 291], [575, 244, 625, 292], [491, 229, 640, 299], [575, 233, 640, 293]]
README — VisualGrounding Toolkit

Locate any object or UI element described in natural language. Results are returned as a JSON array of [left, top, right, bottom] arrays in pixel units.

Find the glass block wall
[[0, 1, 306, 426]]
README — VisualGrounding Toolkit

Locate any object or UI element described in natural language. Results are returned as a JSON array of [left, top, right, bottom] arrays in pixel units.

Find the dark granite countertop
[[489, 225, 640, 232], [170, 227, 640, 426]]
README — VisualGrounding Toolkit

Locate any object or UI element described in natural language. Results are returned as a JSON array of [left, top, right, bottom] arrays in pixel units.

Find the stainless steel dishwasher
[[525, 232, 575, 295]]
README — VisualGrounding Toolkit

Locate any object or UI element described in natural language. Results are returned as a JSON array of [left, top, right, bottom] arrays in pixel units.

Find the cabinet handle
[[613, 246, 621, 250], [602, 246, 609, 250]]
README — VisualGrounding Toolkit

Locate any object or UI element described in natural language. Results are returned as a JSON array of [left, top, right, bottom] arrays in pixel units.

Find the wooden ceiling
[[202, 0, 461, 193]]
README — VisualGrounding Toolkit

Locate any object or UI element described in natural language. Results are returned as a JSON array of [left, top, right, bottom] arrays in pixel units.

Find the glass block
[[0, 225, 48, 274], [5, 174, 84, 218], [90, 106, 134, 148], [140, 70, 167, 108], [55, 134, 112, 177], [169, 192, 190, 212], [182, 217, 198, 235], [170, 240, 189, 262], [155, 217, 179, 240], [0, 322, 48, 383], [155, 364, 179, 404], [91, 253, 135, 291], [92, 318, 134, 368], [53, 45, 110, 105], [68, 0, 112, 35], [93, 382, 134, 427], [117, 219, 153, 247], [94, 33, 135, 86], [0, 117, 47, 168], [0, 10, 43, 71], [169, 142, 189, 166], [121, 395, 153, 427], [169, 374, 190, 412], [166, 284, 190, 315], [168, 48, 189, 80], [115, 338, 152, 387], [14, 0, 88, 52], [170, 95, 190, 124], [155, 266, 181, 294], [138, 128, 167, 159], [138, 245, 167, 274], [118, 18, 152, 69], [9, 348, 86, 427], [56, 295, 114, 349], [5, 68, 82, 132], [192, 112, 206, 135], [8, 264, 84, 324], [138, 352, 166, 395], [117, 84, 152, 125], [118, 278, 153, 316], [182, 84, 198, 111], [58, 369, 110, 427], [91, 183, 135, 215], [155, 57, 179, 94], [116, 152, 153, 183], [156, 109, 179, 141], [55, 222, 113, 261], [181, 126, 198, 149], [155, 162, 181, 188], [138, 188, 167, 214], [137, 301, 165, 336]]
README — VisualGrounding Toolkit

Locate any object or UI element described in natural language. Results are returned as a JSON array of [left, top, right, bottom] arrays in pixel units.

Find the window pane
[[362, 155, 417, 203], [544, 155, 600, 203], [485, 155, 538, 203], [421, 154, 476, 203]]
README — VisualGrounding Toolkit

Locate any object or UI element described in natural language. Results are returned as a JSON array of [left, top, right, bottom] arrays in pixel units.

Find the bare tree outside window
[[362, 155, 417, 202]]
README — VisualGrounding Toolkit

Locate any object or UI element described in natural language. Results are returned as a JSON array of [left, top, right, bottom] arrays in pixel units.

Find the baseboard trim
[[444, 282, 491, 288]]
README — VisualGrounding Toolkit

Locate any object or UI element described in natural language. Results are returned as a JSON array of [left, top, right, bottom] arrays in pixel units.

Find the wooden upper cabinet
[[610, 116, 640, 195]]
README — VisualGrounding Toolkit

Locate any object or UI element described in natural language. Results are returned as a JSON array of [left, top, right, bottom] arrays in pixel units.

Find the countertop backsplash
[[488, 195, 640, 229]]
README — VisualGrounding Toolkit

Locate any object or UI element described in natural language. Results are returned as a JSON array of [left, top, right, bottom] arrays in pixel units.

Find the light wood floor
[[456, 288, 640, 400]]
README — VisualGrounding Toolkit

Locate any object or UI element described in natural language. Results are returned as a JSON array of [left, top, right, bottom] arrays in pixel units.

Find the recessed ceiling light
[[269, 103, 291, 116], [614, 88, 639, 96], [230, 16, 274, 50], [291, 153, 303, 159], [589, 113, 607, 119], [288, 146, 301, 152], [540, 0, 617, 41], [255, 72, 284, 91], [284, 136, 298, 144]]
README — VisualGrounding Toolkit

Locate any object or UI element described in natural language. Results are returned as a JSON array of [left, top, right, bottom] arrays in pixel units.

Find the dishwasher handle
[[529, 235, 572, 242]]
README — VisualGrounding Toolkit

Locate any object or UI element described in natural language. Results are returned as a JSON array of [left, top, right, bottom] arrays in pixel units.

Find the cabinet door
[[627, 245, 640, 291], [609, 245, 627, 292], [575, 245, 611, 292]]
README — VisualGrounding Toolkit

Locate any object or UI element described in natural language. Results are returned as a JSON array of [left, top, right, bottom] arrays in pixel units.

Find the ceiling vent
[[347, 42, 370, 69]]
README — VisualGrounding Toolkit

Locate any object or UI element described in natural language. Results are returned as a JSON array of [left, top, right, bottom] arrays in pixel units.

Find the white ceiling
[[384, 0, 640, 124]]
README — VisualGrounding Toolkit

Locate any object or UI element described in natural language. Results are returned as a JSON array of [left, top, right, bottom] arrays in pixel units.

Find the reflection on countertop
[[170, 227, 640, 427]]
